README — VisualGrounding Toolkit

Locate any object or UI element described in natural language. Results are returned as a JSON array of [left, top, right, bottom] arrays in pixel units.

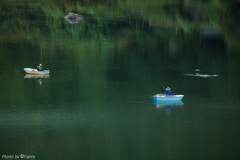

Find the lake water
[[1, 1, 240, 160]]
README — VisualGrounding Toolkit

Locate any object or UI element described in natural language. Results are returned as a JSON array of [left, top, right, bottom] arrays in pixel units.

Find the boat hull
[[24, 68, 50, 75], [153, 94, 184, 102]]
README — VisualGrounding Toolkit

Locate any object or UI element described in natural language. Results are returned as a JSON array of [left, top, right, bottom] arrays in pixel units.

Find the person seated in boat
[[37, 64, 43, 71], [164, 87, 173, 96]]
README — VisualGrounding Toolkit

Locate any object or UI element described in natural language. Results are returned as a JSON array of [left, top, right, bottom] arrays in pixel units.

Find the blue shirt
[[165, 90, 173, 95]]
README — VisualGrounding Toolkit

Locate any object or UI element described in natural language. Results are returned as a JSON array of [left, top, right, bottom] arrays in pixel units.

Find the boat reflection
[[153, 101, 184, 113], [24, 74, 50, 85], [24, 74, 50, 79]]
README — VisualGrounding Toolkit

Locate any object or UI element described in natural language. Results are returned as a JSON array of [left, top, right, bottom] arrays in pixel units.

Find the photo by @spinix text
[[2, 154, 35, 159]]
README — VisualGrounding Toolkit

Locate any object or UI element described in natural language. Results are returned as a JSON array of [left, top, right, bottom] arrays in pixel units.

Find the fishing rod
[[158, 81, 166, 90], [40, 45, 43, 64]]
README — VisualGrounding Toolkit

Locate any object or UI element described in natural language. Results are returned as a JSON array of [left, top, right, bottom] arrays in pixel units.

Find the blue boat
[[153, 94, 184, 102]]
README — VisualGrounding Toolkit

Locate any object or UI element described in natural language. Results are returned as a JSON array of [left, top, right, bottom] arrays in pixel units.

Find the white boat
[[24, 67, 50, 75], [153, 94, 184, 102], [65, 12, 84, 24], [185, 73, 218, 78]]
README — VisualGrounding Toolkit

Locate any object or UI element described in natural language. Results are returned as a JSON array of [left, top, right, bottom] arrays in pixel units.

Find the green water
[[1, 1, 240, 160]]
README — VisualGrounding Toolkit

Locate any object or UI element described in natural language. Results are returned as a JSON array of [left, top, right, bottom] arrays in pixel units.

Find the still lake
[[1, 2, 240, 160]]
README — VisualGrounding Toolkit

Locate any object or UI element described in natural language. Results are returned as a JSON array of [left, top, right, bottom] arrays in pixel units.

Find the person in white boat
[[37, 64, 43, 71], [164, 87, 173, 96]]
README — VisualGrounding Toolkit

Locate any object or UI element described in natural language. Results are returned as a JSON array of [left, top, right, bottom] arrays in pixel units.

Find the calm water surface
[[1, 2, 240, 160]]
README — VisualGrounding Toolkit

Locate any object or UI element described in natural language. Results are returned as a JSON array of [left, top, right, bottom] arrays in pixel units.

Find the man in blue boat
[[165, 87, 173, 96], [37, 64, 43, 71]]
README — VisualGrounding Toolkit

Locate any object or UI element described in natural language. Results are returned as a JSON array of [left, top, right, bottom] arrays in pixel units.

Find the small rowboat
[[24, 67, 50, 75], [153, 94, 184, 102], [65, 12, 84, 24], [185, 73, 218, 78]]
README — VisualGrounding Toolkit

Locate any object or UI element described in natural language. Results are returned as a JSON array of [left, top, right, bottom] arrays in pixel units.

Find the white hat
[[166, 87, 171, 90]]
